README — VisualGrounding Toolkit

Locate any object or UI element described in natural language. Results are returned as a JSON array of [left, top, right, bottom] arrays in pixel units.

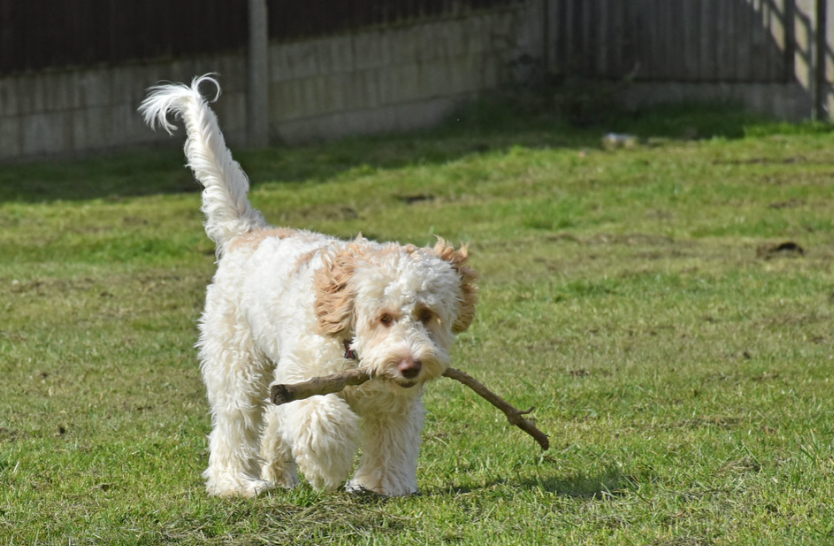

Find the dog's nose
[[398, 357, 422, 379]]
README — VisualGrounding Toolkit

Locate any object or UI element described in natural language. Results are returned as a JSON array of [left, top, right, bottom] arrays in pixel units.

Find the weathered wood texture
[[557, 0, 796, 83], [0, 0, 519, 76]]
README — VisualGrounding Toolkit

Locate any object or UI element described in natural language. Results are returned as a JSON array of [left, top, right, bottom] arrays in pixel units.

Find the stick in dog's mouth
[[269, 368, 550, 451]]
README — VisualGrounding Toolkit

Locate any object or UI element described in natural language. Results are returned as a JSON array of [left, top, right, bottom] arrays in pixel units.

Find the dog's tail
[[139, 75, 266, 255]]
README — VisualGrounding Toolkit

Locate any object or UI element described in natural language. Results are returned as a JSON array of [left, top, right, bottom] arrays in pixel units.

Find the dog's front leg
[[259, 404, 299, 489], [276, 394, 360, 491], [348, 397, 425, 496]]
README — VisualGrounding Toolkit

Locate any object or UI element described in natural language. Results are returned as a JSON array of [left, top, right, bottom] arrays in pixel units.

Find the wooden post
[[247, 0, 269, 147], [815, 0, 828, 120]]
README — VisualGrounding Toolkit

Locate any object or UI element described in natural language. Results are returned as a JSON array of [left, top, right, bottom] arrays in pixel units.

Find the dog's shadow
[[422, 467, 637, 500]]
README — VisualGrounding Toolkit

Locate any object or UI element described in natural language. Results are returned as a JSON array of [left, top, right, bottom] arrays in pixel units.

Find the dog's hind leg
[[201, 359, 273, 497], [199, 288, 273, 497]]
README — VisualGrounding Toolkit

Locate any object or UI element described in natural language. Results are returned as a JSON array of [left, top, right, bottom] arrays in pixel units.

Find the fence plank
[[607, 0, 625, 77], [582, 0, 597, 75], [764, 0, 788, 82], [736, 0, 753, 81], [663, 0, 678, 80], [747, 0, 762, 81], [682, 0, 699, 81], [566, 0, 797, 84], [555, 0, 569, 73], [698, 0, 714, 81], [596, 0, 608, 75], [618, 0, 637, 77], [634, 0, 649, 79], [712, 0, 733, 81], [0, 0, 516, 75]]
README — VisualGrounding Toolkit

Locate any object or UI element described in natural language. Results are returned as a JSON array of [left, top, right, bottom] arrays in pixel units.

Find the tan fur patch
[[313, 242, 366, 337], [228, 228, 297, 252], [433, 238, 479, 333], [292, 249, 320, 275]]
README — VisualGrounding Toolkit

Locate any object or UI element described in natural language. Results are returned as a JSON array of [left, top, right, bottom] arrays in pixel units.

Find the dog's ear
[[433, 238, 479, 333], [314, 244, 361, 337]]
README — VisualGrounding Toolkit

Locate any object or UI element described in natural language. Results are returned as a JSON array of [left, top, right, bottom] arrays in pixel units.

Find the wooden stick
[[441, 367, 550, 451], [270, 368, 371, 405], [269, 367, 550, 451]]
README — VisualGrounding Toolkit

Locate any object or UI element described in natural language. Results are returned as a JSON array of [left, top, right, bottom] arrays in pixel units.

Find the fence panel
[[0, 0, 518, 76], [0, 0, 250, 75], [560, 0, 792, 83]]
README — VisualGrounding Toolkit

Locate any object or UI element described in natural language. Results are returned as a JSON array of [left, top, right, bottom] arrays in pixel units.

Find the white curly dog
[[139, 76, 478, 498]]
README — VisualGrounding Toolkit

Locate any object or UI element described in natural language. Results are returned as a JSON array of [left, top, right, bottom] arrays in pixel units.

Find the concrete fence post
[[247, 0, 269, 147], [816, 0, 830, 120]]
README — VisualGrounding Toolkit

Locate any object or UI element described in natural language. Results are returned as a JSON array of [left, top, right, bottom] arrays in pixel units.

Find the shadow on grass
[[0, 99, 802, 204], [424, 466, 638, 500], [522, 469, 637, 499]]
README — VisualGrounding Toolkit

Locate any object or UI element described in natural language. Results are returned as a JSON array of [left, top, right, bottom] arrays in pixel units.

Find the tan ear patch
[[313, 243, 364, 337], [433, 238, 479, 333]]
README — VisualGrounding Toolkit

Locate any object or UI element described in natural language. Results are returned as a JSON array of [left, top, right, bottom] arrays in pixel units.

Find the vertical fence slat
[[649, 0, 664, 80], [736, 0, 751, 81], [721, 0, 737, 81], [764, 0, 785, 82], [784, 0, 797, 83], [607, 0, 624, 77], [630, 0, 648, 80], [567, 0, 578, 73], [772, 0, 791, 83], [698, 0, 715, 81], [750, 0, 770, 81], [713, 0, 726, 81], [748, 0, 763, 81], [555, 0, 569, 73], [618, 0, 637, 78], [581, 0, 595, 76], [825, 0, 834, 116], [682, 0, 699, 80], [596, 0, 608, 76], [664, 0, 678, 80]]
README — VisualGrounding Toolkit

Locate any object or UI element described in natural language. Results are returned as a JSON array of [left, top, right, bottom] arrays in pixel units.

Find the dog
[[139, 76, 477, 497]]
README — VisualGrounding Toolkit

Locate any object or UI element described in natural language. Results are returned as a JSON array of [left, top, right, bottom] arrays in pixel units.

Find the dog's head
[[314, 237, 478, 388]]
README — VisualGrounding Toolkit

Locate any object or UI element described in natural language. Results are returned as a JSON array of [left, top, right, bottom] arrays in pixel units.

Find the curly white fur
[[139, 76, 478, 497], [140, 76, 266, 255]]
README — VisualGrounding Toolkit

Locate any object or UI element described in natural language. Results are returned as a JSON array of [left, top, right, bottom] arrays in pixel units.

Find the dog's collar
[[343, 339, 357, 360]]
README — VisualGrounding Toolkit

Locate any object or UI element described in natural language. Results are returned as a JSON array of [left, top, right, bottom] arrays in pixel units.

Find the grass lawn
[[2, 102, 834, 545]]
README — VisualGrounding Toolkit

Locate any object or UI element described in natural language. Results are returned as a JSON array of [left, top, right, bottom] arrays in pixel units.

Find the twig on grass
[[269, 367, 550, 451]]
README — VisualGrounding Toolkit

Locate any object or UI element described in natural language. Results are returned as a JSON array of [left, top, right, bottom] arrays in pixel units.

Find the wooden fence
[[2, 0, 823, 86], [554, 0, 799, 83], [0, 0, 830, 160], [0, 0, 516, 75]]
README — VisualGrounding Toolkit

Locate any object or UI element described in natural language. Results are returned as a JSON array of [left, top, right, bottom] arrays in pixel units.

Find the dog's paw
[[345, 478, 418, 497], [345, 479, 376, 495], [205, 471, 274, 498], [261, 463, 299, 490]]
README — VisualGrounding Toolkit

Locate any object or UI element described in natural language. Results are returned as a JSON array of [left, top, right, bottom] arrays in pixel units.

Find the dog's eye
[[418, 309, 433, 324], [379, 313, 394, 326]]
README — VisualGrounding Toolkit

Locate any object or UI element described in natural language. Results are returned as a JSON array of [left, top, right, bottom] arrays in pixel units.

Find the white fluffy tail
[[139, 75, 266, 255]]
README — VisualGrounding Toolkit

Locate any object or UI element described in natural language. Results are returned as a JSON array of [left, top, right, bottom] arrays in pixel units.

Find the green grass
[[3, 102, 834, 545]]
